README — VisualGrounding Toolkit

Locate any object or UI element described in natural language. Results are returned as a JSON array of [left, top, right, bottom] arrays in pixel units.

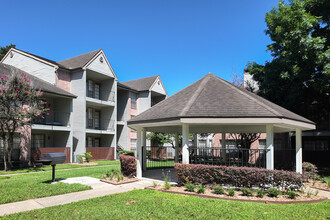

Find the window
[[87, 137, 93, 148], [94, 84, 100, 99], [130, 93, 137, 109], [94, 111, 100, 129], [130, 139, 137, 151], [87, 108, 93, 128], [94, 138, 100, 148], [32, 134, 45, 148], [88, 80, 94, 97]]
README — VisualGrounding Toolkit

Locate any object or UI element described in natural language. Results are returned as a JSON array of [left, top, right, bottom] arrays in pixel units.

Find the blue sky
[[2, 0, 278, 96]]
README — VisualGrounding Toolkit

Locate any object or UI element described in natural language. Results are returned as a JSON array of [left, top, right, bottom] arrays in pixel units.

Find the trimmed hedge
[[174, 163, 303, 190], [119, 154, 136, 177]]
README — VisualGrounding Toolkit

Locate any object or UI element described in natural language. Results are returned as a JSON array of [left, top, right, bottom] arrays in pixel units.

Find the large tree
[[0, 44, 15, 61], [0, 72, 47, 170], [247, 0, 330, 125]]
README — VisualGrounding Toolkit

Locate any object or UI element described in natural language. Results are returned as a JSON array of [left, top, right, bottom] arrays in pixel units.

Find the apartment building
[[1, 48, 117, 163], [117, 76, 167, 152]]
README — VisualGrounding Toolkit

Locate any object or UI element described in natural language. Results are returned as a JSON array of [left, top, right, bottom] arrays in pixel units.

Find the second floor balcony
[[86, 118, 115, 133], [32, 111, 71, 127]]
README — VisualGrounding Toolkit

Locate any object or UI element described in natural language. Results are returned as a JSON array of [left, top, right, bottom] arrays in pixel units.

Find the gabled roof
[[128, 73, 314, 125], [58, 49, 101, 70], [0, 63, 76, 98], [118, 75, 159, 92]]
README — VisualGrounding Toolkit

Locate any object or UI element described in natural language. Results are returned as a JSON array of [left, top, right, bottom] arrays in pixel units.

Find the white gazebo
[[128, 73, 315, 178]]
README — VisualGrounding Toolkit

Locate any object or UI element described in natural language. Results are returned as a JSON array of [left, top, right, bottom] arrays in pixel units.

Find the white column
[[296, 128, 302, 174], [142, 128, 147, 171], [221, 132, 226, 160], [266, 124, 274, 170], [136, 127, 142, 179], [182, 124, 189, 164], [174, 132, 179, 163]]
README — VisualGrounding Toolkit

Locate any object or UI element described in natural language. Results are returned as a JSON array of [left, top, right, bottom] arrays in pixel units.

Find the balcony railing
[[32, 112, 71, 127], [87, 88, 115, 102], [86, 119, 115, 132]]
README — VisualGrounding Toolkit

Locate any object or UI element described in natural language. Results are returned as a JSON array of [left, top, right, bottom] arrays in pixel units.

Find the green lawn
[[0, 165, 119, 204], [2, 189, 329, 220], [0, 160, 119, 175], [147, 160, 174, 169]]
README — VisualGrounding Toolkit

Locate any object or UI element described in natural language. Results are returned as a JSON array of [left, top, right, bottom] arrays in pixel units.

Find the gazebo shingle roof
[[128, 73, 313, 125]]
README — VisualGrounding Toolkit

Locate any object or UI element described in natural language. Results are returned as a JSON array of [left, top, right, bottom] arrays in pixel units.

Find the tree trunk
[[2, 135, 8, 171], [7, 133, 13, 169]]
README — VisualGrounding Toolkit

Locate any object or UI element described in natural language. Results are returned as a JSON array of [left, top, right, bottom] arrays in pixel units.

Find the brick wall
[[86, 147, 114, 160], [32, 147, 71, 163]]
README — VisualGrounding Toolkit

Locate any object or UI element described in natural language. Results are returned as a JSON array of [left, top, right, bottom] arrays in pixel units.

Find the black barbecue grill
[[37, 153, 66, 182]]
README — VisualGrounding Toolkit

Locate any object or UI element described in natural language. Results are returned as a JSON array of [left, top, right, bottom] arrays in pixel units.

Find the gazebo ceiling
[[128, 73, 315, 132]]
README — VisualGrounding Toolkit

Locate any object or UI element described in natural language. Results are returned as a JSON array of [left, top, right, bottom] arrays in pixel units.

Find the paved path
[[0, 164, 118, 176], [0, 177, 153, 216], [307, 187, 330, 199]]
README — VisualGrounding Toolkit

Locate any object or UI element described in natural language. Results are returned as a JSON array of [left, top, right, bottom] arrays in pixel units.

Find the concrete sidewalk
[[0, 178, 153, 216]]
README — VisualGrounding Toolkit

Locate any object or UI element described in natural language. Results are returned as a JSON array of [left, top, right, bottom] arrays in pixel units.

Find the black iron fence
[[143, 146, 296, 171], [189, 147, 268, 168]]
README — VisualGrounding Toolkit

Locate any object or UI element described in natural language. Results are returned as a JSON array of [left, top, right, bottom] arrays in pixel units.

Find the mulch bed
[[101, 177, 139, 185], [305, 180, 330, 192], [146, 186, 327, 204]]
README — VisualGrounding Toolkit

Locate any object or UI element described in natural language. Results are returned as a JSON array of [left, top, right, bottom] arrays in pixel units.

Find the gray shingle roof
[[58, 49, 101, 70], [128, 73, 314, 124], [119, 75, 158, 91], [0, 63, 76, 98]]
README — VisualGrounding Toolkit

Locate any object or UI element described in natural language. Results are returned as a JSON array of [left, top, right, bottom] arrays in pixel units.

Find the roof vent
[[99, 56, 104, 63], [10, 51, 14, 58]]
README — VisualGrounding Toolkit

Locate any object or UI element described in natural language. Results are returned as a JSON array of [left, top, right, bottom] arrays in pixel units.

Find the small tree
[[0, 72, 47, 170]]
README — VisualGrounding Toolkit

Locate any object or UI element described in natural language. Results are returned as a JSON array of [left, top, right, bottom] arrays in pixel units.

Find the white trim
[[149, 76, 168, 97]]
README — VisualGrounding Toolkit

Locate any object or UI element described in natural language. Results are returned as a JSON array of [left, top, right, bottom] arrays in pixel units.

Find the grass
[[2, 190, 329, 219], [0, 160, 119, 175], [0, 165, 120, 204], [147, 160, 174, 169]]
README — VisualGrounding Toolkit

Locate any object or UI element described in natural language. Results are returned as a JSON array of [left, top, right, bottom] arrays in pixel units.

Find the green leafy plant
[[153, 181, 158, 188], [118, 150, 135, 156], [241, 188, 253, 197], [213, 185, 225, 195], [307, 190, 312, 198], [228, 188, 235, 197], [267, 188, 280, 198], [77, 155, 84, 163], [196, 185, 205, 194], [287, 190, 297, 200], [256, 189, 265, 198], [83, 152, 92, 163], [315, 190, 319, 196], [116, 172, 124, 182], [164, 179, 171, 190], [184, 183, 195, 192]]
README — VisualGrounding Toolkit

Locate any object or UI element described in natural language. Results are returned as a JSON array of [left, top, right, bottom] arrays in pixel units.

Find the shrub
[[77, 155, 84, 163], [197, 185, 205, 194], [184, 183, 195, 192], [118, 150, 135, 156], [213, 185, 225, 195], [119, 154, 136, 177], [174, 163, 303, 190], [228, 188, 235, 197], [302, 162, 318, 180], [84, 152, 92, 162], [315, 190, 319, 196], [307, 190, 312, 198], [164, 179, 171, 190], [256, 189, 265, 198], [106, 169, 122, 181], [153, 181, 158, 188], [267, 188, 280, 198], [241, 188, 253, 197], [287, 190, 297, 199]]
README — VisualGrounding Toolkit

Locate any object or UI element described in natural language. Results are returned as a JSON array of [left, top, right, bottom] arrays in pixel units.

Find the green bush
[[302, 162, 318, 180], [196, 185, 205, 194], [287, 190, 297, 199], [213, 185, 225, 195], [241, 188, 253, 196], [256, 189, 265, 198], [118, 150, 135, 155], [106, 170, 123, 181], [184, 183, 195, 192], [267, 188, 280, 198], [77, 155, 84, 163], [228, 188, 235, 197], [164, 179, 171, 190], [84, 152, 93, 162]]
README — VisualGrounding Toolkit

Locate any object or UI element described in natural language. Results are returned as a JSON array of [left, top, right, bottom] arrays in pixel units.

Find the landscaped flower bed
[[148, 184, 326, 204], [101, 169, 138, 185]]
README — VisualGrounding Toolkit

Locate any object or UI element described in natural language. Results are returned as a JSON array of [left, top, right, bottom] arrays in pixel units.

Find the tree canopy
[[247, 0, 330, 126], [0, 44, 15, 61]]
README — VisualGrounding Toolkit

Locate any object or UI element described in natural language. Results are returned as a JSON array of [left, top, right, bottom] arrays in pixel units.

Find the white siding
[[2, 50, 57, 84], [137, 91, 151, 114], [151, 77, 166, 95]]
